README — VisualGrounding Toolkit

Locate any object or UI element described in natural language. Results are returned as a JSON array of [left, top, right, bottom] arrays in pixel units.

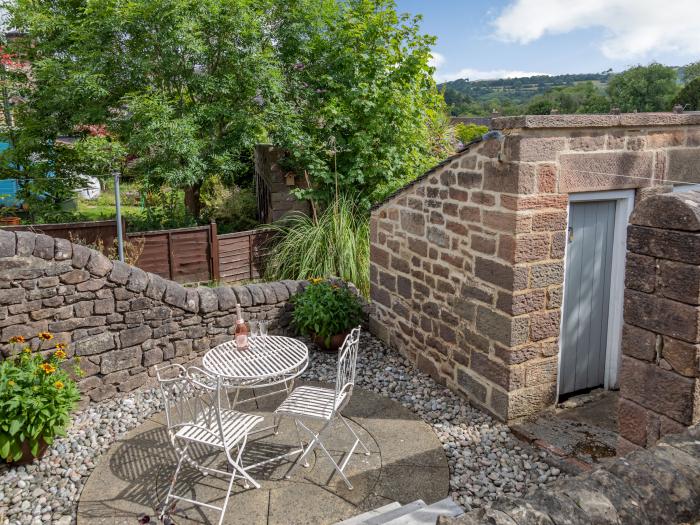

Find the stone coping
[[492, 112, 700, 130], [77, 382, 449, 525]]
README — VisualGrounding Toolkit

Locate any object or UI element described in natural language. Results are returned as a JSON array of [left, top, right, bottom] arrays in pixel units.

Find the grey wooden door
[[560, 200, 616, 395]]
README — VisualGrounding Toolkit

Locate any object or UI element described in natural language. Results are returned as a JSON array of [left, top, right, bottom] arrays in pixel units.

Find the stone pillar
[[619, 190, 700, 453]]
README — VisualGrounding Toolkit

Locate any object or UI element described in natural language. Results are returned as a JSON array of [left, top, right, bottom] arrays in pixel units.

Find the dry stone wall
[[370, 113, 700, 422], [618, 191, 700, 453], [0, 229, 306, 402]]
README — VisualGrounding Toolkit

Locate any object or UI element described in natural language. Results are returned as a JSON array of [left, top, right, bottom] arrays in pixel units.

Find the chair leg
[[217, 469, 238, 525], [227, 434, 261, 490], [339, 415, 371, 456], [293, 419, 309, 467], [162, 443, 188, 519], [285, 419, 330, 479]]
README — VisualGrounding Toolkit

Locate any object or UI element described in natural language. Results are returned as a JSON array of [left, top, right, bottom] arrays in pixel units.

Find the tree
[[607, 63, 679, 112], [683, 61, 700, 82], [269, 0, 450, 208], [526, 82, 609, 115], [673, 78, 700, 111], [5, 0, 281, 219]]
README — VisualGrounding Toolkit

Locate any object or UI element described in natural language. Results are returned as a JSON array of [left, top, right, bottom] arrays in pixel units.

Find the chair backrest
[[334, 326, 361, 411], [156, 364, 216, 436]]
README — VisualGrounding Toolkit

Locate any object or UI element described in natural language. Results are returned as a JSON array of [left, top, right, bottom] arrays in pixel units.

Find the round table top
[[202, 335, 309, 382]]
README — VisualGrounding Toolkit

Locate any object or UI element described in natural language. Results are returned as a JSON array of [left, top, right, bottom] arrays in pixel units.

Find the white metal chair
[[274, 326, 369, 489], [156, 364, 264, 525]]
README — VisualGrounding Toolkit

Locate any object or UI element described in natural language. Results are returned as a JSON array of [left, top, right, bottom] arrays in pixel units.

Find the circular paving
[[77, 382, 449, 525]]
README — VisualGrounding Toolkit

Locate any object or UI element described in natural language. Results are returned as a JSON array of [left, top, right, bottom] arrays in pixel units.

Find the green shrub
[[454, 123, 488, 144], [0, 333, 81, 461], [291, 279, 363, 347], [262, 195, 369, 296]]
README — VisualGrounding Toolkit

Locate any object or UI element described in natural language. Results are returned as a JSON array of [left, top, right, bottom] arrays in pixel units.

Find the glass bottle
[[234, 303, 249, 350]]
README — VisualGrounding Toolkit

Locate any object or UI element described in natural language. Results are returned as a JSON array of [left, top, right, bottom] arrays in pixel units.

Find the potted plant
[[0, 333, 81, 464], [291, 278, 363, 351]]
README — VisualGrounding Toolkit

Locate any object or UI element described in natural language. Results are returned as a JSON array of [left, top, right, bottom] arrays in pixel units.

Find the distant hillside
[[439, 72, 613, 116]]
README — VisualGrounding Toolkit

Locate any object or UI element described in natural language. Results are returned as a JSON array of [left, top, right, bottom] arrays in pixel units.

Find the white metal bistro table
[[201, 335, 309, 478]]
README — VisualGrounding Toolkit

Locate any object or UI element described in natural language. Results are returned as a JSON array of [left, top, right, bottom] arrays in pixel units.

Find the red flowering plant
[[0, 333, 82, 462]]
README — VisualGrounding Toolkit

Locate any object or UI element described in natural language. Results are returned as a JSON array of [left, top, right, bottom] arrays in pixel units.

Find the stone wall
[[0, 229, 306, 402], [370, 113, 700, 422], [442, 423, 700, 525], [254, 144, 311, 224], [617, 191, 700, 453]]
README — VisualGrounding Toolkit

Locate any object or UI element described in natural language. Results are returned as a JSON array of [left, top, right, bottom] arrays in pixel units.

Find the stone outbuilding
[[369, 113, 700, 422]]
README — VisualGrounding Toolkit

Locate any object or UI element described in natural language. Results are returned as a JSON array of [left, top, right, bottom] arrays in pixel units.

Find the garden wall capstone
[[440, 423, 700, 525], [0, 229, 307, 402], [370, 112, 700, 422], [617, 190, 700, 453]]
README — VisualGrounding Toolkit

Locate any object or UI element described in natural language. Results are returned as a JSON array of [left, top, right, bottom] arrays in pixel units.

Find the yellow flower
[[22, 347, 31, 354], [54, 380, 64, 390], [54, 349, 67, 360], [56, 343, 66, 351], [9, 335, 25, 344], [7, 380, 15, 387], [310, 277, 323, 285], [39, 363, 56, 374], [38, 332, 53, 342]]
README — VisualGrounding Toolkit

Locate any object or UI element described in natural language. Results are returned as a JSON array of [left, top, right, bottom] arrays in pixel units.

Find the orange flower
[[9, 335, 25, 344], [39, 363, 56, 374], [38, 332, 53, 342], [54, 380, 64, 389], [54, 349, 67, 360]]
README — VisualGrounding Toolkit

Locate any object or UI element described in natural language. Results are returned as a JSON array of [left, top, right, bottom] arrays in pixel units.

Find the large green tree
[[270, 0, 450, 208], [6, 0, 281, 218], [607, 63, 679, 113]]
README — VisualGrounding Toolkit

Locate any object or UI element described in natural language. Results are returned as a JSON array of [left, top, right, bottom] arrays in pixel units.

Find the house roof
[[370, 137, 482, 212]]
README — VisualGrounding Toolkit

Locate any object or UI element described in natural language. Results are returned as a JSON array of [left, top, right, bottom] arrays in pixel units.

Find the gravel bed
[[0, 333, 563, 524]]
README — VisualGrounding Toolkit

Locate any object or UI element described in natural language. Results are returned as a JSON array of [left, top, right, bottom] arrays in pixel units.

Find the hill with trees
[[440, 64, 700, 117]]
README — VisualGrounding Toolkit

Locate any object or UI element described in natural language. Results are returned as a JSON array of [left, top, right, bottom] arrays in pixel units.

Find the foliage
[[5, 0, 281, 219], [673, 78, 700, 111], [0, 334, 81, 461], [270, 0, 448, 208], [454, 123, 488, 145], [127, 186, 197, 232], [607, 63, 679, 113], [683, 61, 700, 83], [263, 195, 369, 296], [200, 175, 259, 233], [291, 279, 363, 346], [526, 82, 609, 115], [440, 72, 613, 116]]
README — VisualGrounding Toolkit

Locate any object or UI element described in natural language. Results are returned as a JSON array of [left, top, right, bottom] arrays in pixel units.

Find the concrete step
[[381, 497, 464, 525], [362, 500, 426, 525], [334, 502, 403, 525]]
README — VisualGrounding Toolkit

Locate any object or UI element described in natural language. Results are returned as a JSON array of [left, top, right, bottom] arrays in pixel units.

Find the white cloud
[[435, 68, 548, 83], [429, 51, 446, 69], [494, 0, 700, 59]]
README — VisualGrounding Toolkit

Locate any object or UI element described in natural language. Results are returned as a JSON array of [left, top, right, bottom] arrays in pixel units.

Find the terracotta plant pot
[[5, 437, 48, 465], [0, 216, 21, 226], [312, 331, 350, 352]]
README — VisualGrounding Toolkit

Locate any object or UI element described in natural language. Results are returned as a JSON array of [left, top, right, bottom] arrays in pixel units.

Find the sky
[[395, 0, 700, 82]]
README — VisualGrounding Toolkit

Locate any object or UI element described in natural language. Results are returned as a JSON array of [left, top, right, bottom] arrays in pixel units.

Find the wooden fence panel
[[218, 229, 271, 283], [127, 224, 216, 284], [3, 219, 120, 248]]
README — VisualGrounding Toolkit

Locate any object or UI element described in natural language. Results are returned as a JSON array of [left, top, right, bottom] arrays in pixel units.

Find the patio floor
[[76, 381, 449, 525]]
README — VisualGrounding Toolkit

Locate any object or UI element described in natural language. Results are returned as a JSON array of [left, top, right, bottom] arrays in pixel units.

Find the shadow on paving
[[76, 381, 450, 525]]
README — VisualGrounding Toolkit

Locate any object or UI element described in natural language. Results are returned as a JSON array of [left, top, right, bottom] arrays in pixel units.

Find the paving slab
[[77, 382, 448, 525]]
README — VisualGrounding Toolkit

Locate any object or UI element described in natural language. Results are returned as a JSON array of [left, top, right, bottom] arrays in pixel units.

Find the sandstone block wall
[[618, 191, 700, 453], [370, 113, 700, 422], [0, 229, 306, 402]]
